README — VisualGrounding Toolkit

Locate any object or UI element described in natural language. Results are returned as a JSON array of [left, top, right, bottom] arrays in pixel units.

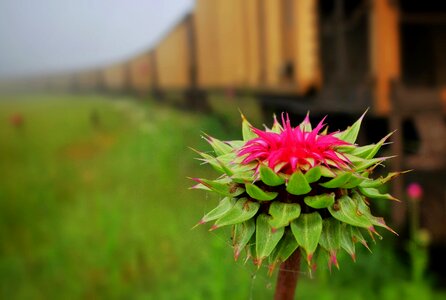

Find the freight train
[[11, 0, 446, 245]]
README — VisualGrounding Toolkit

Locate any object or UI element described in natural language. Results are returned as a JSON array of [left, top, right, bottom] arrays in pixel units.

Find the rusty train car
[[95, 0, 445, 116]]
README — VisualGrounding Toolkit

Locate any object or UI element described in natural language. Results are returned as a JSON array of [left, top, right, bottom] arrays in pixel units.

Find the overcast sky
[[0, 0, 193, 79]]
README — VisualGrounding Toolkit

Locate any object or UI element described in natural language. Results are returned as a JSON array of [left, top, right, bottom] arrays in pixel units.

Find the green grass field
[[0, 94, 444, 299]]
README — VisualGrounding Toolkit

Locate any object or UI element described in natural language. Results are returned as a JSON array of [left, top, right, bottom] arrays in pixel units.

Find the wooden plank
[[195, 0, 262, 89], [195, 0, 220, 88], [292, 0, 321, 93], [244, 0, 262, 87], [370, 0, 401, 115], [261, 0, 321, 93], [263, 0, 283, 88], [156, 17, 191, 89]]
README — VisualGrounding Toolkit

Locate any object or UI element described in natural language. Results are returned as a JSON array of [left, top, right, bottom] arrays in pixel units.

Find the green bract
[[191, 113, 403, 274]]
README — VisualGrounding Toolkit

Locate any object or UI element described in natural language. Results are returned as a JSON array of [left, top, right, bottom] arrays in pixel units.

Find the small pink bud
[[407, 182, 423, 200]]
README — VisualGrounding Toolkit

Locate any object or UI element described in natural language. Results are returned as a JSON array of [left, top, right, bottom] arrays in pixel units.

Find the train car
[[76, 70, 101, 92], [192, 0, 446, 116], [46, 73, 77, 92], [101, 63, 130, 93], [128, 51, 155, 97], [154, 15, 193, 91], [194, 0, 262, 89], [193, 0, 321, 94]]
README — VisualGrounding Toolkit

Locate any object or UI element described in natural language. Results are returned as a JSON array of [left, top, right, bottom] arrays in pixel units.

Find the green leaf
[[328, 195, 373, 228], [319, 219, 341, 252], [353, 157, 387, 172], [245, 183, 278, 201], [227, 140, 245, 149], [232, 219, 256, 260], [192, 149, 226, 173], [291, 212, 323, 263], [268, 230, 299, 275], [299, 113, 312, 132], [340, 175, 366, 189], [358, 186, 398, 201], [364, 132, 393, 159], [360, 171, 408, 188], [268, 202, 301, 229], [217, 152, 238, 163], [286, 170, 311, 195], [213, 198, 260, 228], [320, 166, 336, 177], [319, 219, 342, 269], [347, 144, 376, 158], [334, 110, 367, 144], [319, 172, 353, 188], [230, 163, 256, 183], [231, 171, 255, 183], [350, 226, 370, 251], [345, 131, 392, 160], [191, 182, 211, 191], [259, 164, 285, 186], [305, 166, 322, 183], [197, 197, 236, 224], [242, 114, 257, 141], [352, 192, 397, 234], [255, 214, 285, 266], [193, 178, 245, 197], [304, 193, 335, 209], [205, 134, 233, 156], [340, 224, 356, 261], [271, 115, 283, 133]]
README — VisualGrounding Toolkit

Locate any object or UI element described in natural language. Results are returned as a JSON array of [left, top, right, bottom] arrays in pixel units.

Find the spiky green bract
[[191, 112, 403, 275]]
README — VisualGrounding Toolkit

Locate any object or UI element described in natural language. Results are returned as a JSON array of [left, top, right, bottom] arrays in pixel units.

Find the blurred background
[[1, 0, 445, 299]]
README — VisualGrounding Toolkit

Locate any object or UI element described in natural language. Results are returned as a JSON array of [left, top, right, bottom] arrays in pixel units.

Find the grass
[[0, 93, 445, 299]]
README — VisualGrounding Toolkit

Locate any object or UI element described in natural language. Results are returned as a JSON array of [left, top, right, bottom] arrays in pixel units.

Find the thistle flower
[[239, 114, 350, 174], [407, 182, 423, 200], [191, 112, 403, 274]]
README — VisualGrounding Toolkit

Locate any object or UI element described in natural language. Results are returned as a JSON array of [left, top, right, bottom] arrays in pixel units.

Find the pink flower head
[[238, 114, 350, 174], [407, 182, 423, 200]]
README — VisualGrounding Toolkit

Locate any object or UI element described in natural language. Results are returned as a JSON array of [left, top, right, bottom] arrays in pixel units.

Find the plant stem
[[274, 250, 301, 300]]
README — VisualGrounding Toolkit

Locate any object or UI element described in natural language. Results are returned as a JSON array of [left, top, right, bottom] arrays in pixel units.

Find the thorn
[[390, 196, 402, 202], [307, 253, 313, 265], [360, 108, 370, 120], [191, 219, 205, 229], [304, 111, 310, 123], [253, 258, 263, 269], [201, 133, 213, 144], [268, 263, 276, 276], [271, 227, 277, 233], [209, 225, 219, 231], [361, 240, 372, 252], [234, 248, 240, 261], [330, 251, 339, 270], [351, 253, 356, 262], [240, 111, 247, 121]]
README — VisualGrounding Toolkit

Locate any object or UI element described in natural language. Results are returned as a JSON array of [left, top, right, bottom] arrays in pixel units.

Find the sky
[[0, 0, 194, 79]]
